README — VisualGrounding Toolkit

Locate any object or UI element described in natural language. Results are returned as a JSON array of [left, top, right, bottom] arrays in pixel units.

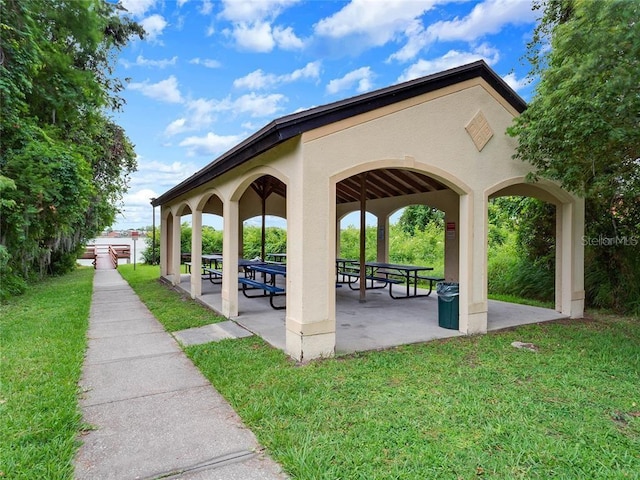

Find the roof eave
[[152, 60, 526, 207]]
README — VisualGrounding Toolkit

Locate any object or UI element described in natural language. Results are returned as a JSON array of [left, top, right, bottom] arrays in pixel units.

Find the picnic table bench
[[341, 270, 403, 290], [202, 266, 223, 284], [238, 265, 286, 309]]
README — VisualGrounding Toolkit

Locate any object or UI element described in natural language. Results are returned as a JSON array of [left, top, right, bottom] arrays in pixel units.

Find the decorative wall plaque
[[465, 110, 493, 151]]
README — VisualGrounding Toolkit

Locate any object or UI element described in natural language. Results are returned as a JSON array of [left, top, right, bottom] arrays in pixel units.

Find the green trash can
[[437, 282, 459, 329]]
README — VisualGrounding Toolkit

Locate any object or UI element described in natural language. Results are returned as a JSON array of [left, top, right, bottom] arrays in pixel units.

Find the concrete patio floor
[[171, 273, 567, 356]]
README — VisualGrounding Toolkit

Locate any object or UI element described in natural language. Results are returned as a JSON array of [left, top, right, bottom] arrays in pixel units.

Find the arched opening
[[334, 167, 451, 289], [201, 193, 224, 258], [483, 179, 580, 330], [487, 195, 556, 307], [239, 174, 287, 261]]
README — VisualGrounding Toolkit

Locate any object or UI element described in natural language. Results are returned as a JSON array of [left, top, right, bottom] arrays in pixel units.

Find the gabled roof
[[152, 60, 526, 207]]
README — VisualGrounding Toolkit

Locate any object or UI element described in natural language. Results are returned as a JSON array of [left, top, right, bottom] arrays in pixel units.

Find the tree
[[0, 0, 144, 298], [509, 0, 639, 205], [509, 0, 640, 313], [398, 205, 444, 235]]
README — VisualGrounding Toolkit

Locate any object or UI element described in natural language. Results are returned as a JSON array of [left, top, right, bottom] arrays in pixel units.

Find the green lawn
[[3, 264, 639, 479], [123, 265, 640, 479], [118, 264, 225, 331], [0, 268, 93, 480], [185, 318, 640, 479]]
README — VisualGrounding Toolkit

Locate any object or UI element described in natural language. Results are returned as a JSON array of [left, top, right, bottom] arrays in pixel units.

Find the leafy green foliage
[[397, 205, 444, 235], [141, 228, 160, 265], [176, 223, 224, 256], [243, 225, 286, 259], [0, 0, 143, 293], [511, 0, 640, 200], [339, 223, 445, 274], [509, 0, 640, 314], [488, 197, 555, 302]]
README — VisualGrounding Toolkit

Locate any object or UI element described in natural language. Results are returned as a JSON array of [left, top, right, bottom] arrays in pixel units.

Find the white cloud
[[220, 0, 301, 23], [120, 0, 157, 17], [206, 24, 216, 36], [219, 0, 303, 52], [233, 93, 286, 117], [128, 76, 184, 103], [396, 44, 500, 83], [326, 67, 374, 95], [390, 0, 537, 62], [314, 0, 436, 47], [200, 0, 214, 15], [234, 69, 273, 90], [190, 57, 222, 68], [233, 61, 320, 90], [165, 118, 188, 136], [164, 98, 218, 136], [233, 21, 275, 52], [164, 93, 283, 139], [502, 72, 529, 92], [177, 0, 189, 7], [121, 55, 177, 69], [273, 26, 304, 50], [186, 98, 216, 127], [179, 132, 244, 157], [123, 188, 159, 207], [140, 14, 168, 42], [289, 61, 321, 81], [129, 159, 199, 191], [430, 0, 537, 42]]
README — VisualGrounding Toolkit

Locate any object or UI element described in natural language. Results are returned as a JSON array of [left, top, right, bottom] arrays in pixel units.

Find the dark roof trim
[[152, 61, 526, 207]]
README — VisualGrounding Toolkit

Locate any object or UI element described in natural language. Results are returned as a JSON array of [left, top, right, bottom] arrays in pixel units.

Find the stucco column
[[376, 215, 389, 262], [335, 217, 341, 259], [443, 197, 460, 282], [558, 199, 585, 318], [285, 171, 336, 362], [238, 221, 244, 259], [190, 209, 202, 298], [221, 199, 240, 317], [458, 192, 488, 334], [160, 208, 170, 277], [170, 212, 182, 286]]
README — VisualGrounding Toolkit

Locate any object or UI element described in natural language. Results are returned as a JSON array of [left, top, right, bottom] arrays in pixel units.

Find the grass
[[185, 317, 640, 479], [488, 293, 555, 309], [118, 263, 225, 331], [122, 266, 640, 478], [0, 267, 94, 480]]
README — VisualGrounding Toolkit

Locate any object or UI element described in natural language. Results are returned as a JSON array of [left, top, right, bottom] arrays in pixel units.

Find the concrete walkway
[[74, 269, 288, 480]]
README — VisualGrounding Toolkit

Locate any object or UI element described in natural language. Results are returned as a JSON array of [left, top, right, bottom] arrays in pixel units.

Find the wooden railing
[[108, 245, 118, 269], [80, 244, 131, 269], [108, 244, 131, 269]]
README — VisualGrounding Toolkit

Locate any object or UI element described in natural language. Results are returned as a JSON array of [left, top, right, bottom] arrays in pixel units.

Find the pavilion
[[151, 61, 585, 362]]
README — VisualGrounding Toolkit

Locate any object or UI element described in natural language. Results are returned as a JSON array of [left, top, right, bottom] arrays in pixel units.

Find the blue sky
[[110, 0, 540, 230]]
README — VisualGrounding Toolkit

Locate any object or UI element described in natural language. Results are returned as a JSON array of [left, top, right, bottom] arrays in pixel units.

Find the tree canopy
[[0, 0, 144, 298], [509, 0, 639, 203], [509, 0, 640, 313]]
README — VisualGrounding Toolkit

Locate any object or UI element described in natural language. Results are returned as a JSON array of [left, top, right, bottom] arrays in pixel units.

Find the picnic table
[[186, 255, 264, 284], [265, 253, 287, 264], [339, 261, 442, 298], [240, 263, 286, 309]]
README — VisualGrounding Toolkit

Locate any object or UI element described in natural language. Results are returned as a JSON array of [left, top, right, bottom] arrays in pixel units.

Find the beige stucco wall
[[158, 77, 585, 361]]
